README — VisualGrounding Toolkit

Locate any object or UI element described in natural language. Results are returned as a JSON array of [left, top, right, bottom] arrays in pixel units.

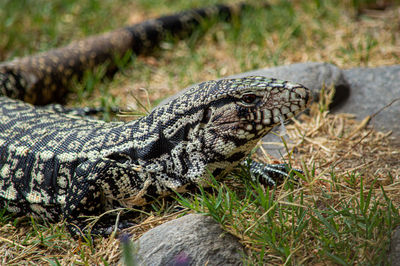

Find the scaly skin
[[0, 76, 310, 234]]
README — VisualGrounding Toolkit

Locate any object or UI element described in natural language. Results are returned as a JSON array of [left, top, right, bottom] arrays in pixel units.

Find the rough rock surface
[[339, 65, 400, 136], [135, 214, 244, 266], [390, 226, 400, 266], [236, 63, 400, 138]]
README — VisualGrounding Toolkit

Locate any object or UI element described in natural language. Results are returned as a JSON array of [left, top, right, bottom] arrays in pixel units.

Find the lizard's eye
[[241, 94, 257, 104]]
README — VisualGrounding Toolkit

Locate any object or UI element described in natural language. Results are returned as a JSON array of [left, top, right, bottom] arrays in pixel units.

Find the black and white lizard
[[0, 3, 310, 235]]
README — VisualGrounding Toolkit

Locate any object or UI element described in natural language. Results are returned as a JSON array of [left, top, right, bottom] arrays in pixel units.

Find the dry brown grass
[[289, 91, 399, 205], [287, 94, 399, 193]]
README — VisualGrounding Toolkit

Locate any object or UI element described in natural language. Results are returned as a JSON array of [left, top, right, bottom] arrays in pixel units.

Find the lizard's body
[[0, 3, 310, 235]]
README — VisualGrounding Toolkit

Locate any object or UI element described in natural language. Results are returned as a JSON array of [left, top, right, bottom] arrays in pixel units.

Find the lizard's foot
[[247, 161, 302, 186]]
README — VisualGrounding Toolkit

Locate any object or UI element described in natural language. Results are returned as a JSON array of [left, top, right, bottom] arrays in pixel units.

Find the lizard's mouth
[[256, 87, 311, 127]]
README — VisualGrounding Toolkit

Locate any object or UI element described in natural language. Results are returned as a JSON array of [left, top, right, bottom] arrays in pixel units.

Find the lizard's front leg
[[63, 158, 142, 236]]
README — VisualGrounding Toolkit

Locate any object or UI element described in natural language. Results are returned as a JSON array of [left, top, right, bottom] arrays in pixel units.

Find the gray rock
[[135, 214, 244, 266], [389, 226, 400, 266], [337, 65, 400, 136]]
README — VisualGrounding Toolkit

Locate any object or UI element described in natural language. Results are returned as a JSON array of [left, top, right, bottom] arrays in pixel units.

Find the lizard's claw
[[247, 161, 302, 186]]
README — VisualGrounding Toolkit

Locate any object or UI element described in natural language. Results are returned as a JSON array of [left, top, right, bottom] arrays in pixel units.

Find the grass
[[0, 0, 399, 264]]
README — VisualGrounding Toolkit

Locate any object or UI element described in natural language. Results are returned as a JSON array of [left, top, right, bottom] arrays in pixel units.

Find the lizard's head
[[199, 76, 311, 142], [169, 75, 312, 179], [146, 76, 310, 181], [155, 76, 310, 159]]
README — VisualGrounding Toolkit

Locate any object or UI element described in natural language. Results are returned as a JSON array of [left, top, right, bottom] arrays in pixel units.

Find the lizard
[[0, 3, 310, 236], [0, 76, 310, 235]]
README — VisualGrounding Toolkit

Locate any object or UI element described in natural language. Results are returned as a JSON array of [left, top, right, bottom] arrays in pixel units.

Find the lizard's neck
[[123, 101, 263, 183]]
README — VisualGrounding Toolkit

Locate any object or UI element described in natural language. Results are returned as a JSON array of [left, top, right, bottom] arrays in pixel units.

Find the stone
[[389, 226, 400, 266], [135, 214, 244, 266], [338, 65, 400, 136]]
